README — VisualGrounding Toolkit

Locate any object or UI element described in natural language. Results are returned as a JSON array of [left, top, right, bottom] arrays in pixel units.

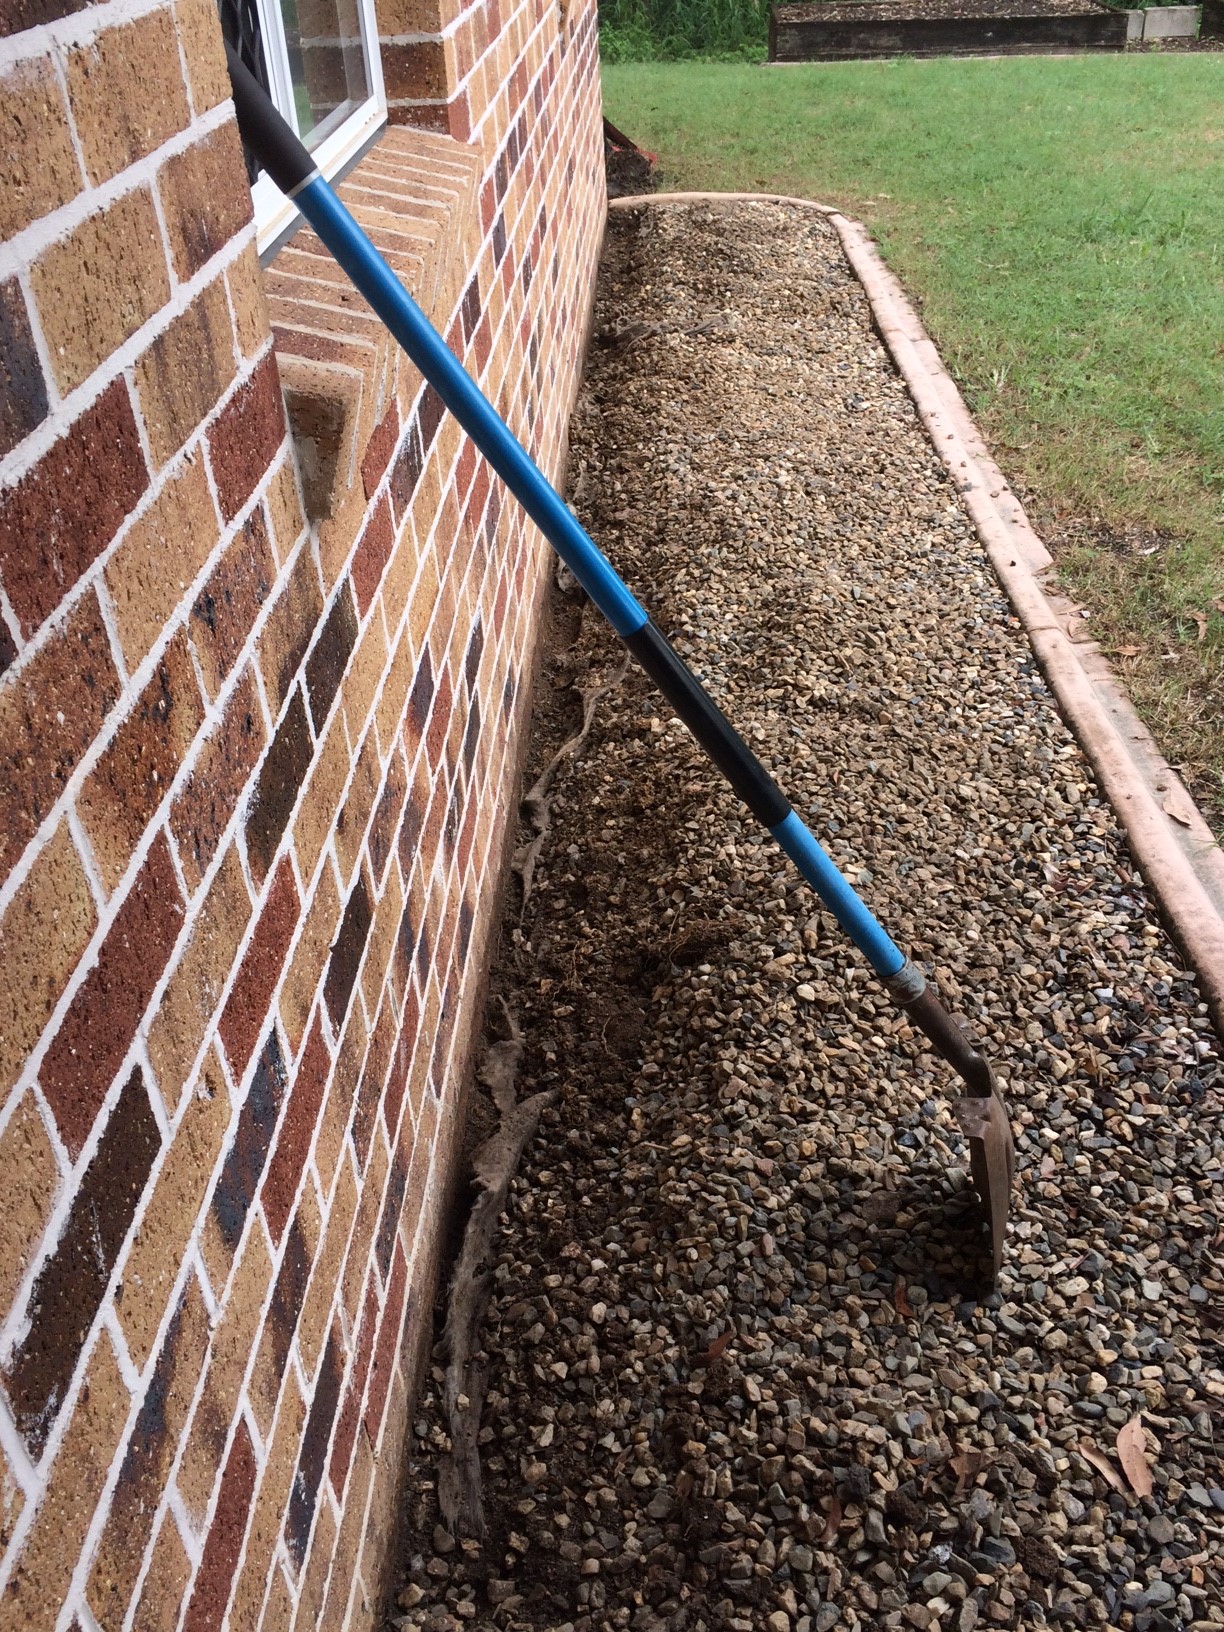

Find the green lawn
[[603, 55, 1224, 826]]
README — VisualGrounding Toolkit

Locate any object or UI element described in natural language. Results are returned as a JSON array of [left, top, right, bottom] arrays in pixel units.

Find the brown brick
[[170, 666, 265, 893], [182, 1418, 258, 1632], [189, 505, 275, 699], [0, 55, 82, 241], [66, 9, 191, 185], [225, 239, 272, 360], [261, 1014, 330, 1244], [245, 685, 312, 887], [361, 403, 399, 501], [180, 1225, 272, 1518], [351, 992, 395, 1171], [368, 741, 408, 889], [3, 1068, 159, 1455], [291, 1482, 337, 1631], [259, 544, 323, 717], [78, 629, 206, 893], [316, 1427, 368, 1632], [105, 454, 220, 672], [0, 376, 148, 638], [284, 1323, 343, 1567], [32, 187, 170, 397], [41, 831, 185, 1158], [280, 859, 341, 1058], [246, 1208, 311, 1433], [135, 275, 237, 470], [208, 352, 287, 522], [146, 844, 251, 1114], [116, 1052, 229, 1370], [324, 869, 373, 1032], [0, 1091, 60, 1328], [88, 1275, 211, 1624], [218, 859, 300, 1079], [0, 276, 48, 460], [0, 1330, 130, 1629], [292, 706, 352, 887], [350, 496, 394, 616], [130, 1513, 193, 1632], [305, 581, 358, 733], [159, 122, 253, 283], [363, 1244, 408, 1450], [340, 1129, 387, 1326], [0, 823, 97, 1100], [0, 590, 121, 887], [328, 1277, 376, 1499], [360, 868, 404, 1026]]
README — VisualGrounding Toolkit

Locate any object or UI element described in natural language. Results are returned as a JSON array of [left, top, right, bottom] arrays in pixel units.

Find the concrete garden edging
[[610, 191, 1224, 1031], [1138, 6, 1200, 40]]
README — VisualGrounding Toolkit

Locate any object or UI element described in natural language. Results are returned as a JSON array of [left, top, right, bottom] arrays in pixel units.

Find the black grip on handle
[[224, 38, 316, 195]]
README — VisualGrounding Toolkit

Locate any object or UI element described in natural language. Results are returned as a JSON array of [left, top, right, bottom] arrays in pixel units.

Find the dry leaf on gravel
[[950, 1447, 984, 1495], [1080, 1439, 1127, 1493], [699, 1328, 733, 1365], [1117, 1414, 1155, 1498], [894, 1278, 913, 1318], [819, 1495, 842, 1546]]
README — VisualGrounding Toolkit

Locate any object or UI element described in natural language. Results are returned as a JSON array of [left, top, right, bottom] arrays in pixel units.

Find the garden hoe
[[225, 46, 1016, 1275]]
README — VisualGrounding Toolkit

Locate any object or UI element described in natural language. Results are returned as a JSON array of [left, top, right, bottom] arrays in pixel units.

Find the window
[[218, 0, 386, 253]]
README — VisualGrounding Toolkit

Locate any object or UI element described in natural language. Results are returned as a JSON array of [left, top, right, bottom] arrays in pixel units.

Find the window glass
[[279, 0, 373, 149]]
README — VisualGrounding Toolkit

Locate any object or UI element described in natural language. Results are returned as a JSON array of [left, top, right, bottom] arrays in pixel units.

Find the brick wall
[[0, 0, 606, 1627]]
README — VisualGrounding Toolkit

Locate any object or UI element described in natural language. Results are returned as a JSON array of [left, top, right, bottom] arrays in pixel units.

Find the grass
[[603, 55, 1224, 827]]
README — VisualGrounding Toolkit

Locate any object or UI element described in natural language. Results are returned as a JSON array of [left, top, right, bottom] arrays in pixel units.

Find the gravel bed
[[391, 204, 1224, 1632], [777, 0, 1103, 24]]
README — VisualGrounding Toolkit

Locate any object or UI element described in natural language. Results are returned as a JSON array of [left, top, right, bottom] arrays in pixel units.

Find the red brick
[[362, 1243, 407, 1447], [262, 1013, 331, 1244], [360, 403, 399, 500], [181, 1419, 258, 1632], [0, 378, 147, 638], [327, 1277, 377, 1499], [40, 832, 184, 1157], [350, 496, 393, 617], [208, 353, 286, 523], [218, 856, 300, 1079]]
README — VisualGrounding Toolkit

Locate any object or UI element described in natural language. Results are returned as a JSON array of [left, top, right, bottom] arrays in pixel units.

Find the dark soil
[[779, 0, 1108, 23]]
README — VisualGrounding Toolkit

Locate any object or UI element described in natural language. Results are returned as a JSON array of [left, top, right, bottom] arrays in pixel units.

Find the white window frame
[[248, 0, 387, 255]]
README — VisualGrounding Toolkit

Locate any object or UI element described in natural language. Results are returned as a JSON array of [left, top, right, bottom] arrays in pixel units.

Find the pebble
[[389, 201, 1224, 1632]]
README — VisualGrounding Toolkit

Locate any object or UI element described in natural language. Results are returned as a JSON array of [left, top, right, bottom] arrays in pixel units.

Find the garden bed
[[770, 0, 1128, 59]]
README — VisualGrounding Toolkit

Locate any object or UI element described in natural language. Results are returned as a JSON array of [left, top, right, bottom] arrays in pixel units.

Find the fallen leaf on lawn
[[1079, 1439, 1127, 1493], [950, 1447, 984, 1495], [819, 1494, 842, 1546], [1117, 1414, 1154, 1498], [1190, 611, 1209, 642], [700, 1328, 733, 1365], [1110, 645, 1146, 658], [1163, 794, 1194, 828], [894, 1278, 913, 1318], [1066, 618, 1091, 641]]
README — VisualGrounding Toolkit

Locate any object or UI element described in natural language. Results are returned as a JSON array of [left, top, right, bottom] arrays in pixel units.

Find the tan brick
[[265, 456, 308, 565], [247, 1171, 321, 1437], [297, 1154, 357, 1381], [334, 727, 380, 888], [131, 1512, 193, 1632], [77, 629, 207, 893], [88, 1275, 211, 1626], [105, 454, 220, 673], [227, 1370, 307, 1632], [280, 860, 342, 1060], [340, 608, 389, 749], [260, 1565, 295, 1632], [341, 1132, 388, 1324], [374, 622, 415, 754], [359, 866, 404, 1022], [0, 1090, 60, 1328], [187, 505, 276, 701], [312, 1055, 350, 1207], [158, 122, 253, 283], [226, 240, 272, 361], [35, 189, 169, 401], [178, 1224, 272, 1524], [66, 9, 191, 186], [317, 1431, 371, 1632], [0, 823, 97, 1101], [134, 275, 237, 469], [292, 710, 353, 887], [117, 1047, 230, 1370], [146, 844, 251, 1115], [175, 0, 232, 115], [0, 56, 83, 242], [293, 1489, 338, 1632], [0, 1433, 25, 1563], [258, 543, 323, 719], [405, 545, 441, 657], [0, 1330, 130, 1628]]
